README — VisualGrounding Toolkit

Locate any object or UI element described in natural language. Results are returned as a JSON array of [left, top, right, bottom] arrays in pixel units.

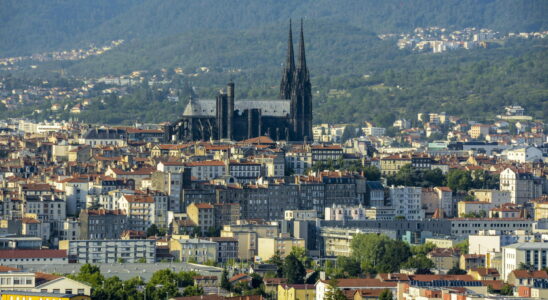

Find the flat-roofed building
[[59, 239, 155, 263]]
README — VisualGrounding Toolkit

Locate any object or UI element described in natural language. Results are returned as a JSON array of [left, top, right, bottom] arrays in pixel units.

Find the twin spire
[[284, 19, 307, 76], [280, 19, 308, 100]]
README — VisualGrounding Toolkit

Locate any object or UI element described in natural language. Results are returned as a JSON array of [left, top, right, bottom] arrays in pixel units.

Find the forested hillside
[[1, 0, 546, 56]]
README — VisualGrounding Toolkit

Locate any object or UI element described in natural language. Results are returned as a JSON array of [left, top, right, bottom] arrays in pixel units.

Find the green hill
[[1, 0, 546, 56]]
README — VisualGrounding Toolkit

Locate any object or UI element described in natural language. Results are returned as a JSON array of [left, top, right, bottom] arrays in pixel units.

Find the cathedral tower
[[280, 20, 295, 100], [291, 19, 312, 141]]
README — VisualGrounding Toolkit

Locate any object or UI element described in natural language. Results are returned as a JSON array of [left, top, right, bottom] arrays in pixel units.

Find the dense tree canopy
[[350, 234, 412, 274]]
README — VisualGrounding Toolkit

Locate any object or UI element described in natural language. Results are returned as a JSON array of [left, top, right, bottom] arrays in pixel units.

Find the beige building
[[424, 237, 460, 249], [187, 202, 215, 234], [257, 236, 305, 261], [169, 238, 217, 263], [379, 154, 411, 176], [457, 201, 495, 217], [469, 189, 511, 205], [220, 221, 279, 260], [468, 124, 490, 139], [533, 196, 548, 220], [427, 248, 460, 271]]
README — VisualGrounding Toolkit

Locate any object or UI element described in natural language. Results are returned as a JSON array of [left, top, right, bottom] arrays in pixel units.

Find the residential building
[[469, 189, 511, 205], [277, 284, 315, 300], [450, 218, 533, 236], [504, 146, 543, 163], [320, 227, 397, 257], [427, 248, 460, 271], [187, 203, 215, 234], [315, 279, 396, 300], [220, 221, 279, 260], [389, 186, 424, 220], [59, 239, 156, 263], [169, 238, 217, 263], [468, 124, 490, 139], [207, 237, 238, 264], [460, 254, 486, 270], [184, 160, 226, 181], [500, 168, 542, 205], [79, 209, 127, 239], [324, 205, 367, 221], [502, 242, 548, 281], [257, 236, 305, 261], [213, 203, 240, 228]]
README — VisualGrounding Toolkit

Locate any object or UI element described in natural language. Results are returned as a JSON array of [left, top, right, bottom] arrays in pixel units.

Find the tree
[[363, 166, 381, 181], [221, 269, 231, 290], [71, 264, 104, 288], [290, 247, 312, 268], [350, 233, 411, 274], [183, 285, 204, 296], [454, 240, 469, 255], [500, 284, 513, 296], [401, 255, 435, 274], [518, 262, 534, 271], [379, 289, 393, 300], [146, 224, 160, 237], [335, 256, 362, 277], [177, 271, 199, 287], [411, 242, 436, 256], [446, 169, 472, 192], [267, 252, 284, 278], [324, 280, 347, 300], [283, 253, 306, 284], [447, 266, 467, 275]]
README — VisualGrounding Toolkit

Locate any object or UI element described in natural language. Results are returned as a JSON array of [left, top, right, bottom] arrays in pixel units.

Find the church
[[165, 20, 312, 142]]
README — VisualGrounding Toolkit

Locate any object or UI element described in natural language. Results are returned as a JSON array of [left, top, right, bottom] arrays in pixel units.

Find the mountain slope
[[1, 0, 546, 56]]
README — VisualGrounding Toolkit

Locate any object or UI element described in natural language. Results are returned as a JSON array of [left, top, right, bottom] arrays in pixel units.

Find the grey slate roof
[[183, 99, 290, 117]]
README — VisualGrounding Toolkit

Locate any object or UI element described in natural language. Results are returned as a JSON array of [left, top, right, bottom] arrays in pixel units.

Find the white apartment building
[[389, 186, 425, 220], [119, 193, 168, 230], [324, 205, 367, 221], [284, 210, 317, 221], [502, 242, 548, 281], [362, 126, 386, 137], [451, 218, 533, 236], [285, 149, 312, 175], [500, 168, 542, 205], [184, 160, 226, 180], [469, 231, 535, 255], [504, 146, 543, 163]]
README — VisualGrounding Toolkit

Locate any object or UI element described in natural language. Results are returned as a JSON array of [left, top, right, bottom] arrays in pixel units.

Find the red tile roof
[[511, 270, 548, 279]]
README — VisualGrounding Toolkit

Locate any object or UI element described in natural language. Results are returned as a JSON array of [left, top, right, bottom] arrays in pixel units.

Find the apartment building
[[502, 242, 548, 281], [389, 186, 425, 220], [59, 239, 156, 263], [169, 238, 217, 263], [187, 202, 215, 234], [257, 236, 305, 261], [500, 168, 542, 205], [79, 209, 127, 239]]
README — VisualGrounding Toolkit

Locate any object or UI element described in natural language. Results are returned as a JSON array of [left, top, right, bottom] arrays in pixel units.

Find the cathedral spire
[[280, 20, 295, 100], [286, 19, 295, 73], [297, 18, 307, 71]]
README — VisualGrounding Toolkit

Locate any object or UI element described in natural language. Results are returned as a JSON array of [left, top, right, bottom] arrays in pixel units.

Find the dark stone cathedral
[[165, 20, 312, 142]]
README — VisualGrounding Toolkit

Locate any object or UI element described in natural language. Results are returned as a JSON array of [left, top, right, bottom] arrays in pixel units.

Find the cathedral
[[165, 20, 312, 142]]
